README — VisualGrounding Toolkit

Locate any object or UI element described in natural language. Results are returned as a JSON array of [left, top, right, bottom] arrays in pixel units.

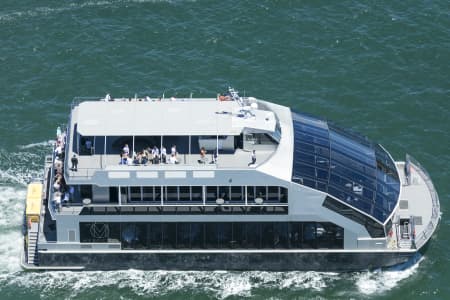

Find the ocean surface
[[0, 1, 448, 299]]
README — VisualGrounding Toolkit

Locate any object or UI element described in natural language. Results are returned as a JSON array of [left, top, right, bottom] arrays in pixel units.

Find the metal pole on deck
[[104, 135, 107, 168], [118, 186, 121, 205]]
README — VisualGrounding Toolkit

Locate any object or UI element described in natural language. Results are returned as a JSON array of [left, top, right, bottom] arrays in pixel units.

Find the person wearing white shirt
[[123, 144, 130, 156], [54, 144, 63, 158], [152, 146, 159, 156], [161, 146, 167, 163], [169, 153, 178, 164]]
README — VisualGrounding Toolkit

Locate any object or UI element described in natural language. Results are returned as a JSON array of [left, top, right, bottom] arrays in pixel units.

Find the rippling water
[[0, 1, 448, 299]]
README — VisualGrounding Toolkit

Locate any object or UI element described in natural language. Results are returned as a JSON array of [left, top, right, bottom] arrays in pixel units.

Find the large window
[[292, 111, 400, 223], [322, 196, 385, 238], [84, 185, 288, 205], [80, 221, 344, 249]]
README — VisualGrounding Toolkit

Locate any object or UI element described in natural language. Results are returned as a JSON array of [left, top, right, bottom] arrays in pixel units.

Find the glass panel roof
[[292, 112, 400, 223]]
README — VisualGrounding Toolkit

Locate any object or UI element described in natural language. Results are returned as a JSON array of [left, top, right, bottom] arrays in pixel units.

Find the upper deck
[[63, 92, 292, 184]]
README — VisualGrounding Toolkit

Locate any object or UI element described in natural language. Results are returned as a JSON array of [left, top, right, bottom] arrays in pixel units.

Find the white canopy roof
[[73, 99, 276, 136]]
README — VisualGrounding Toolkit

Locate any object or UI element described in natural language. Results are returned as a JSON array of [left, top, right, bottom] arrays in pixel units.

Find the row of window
[[80, 222, 344, 249], [85, 186, 288, 204], [80, 205, 288, 215], [128, 186, 287, 203]]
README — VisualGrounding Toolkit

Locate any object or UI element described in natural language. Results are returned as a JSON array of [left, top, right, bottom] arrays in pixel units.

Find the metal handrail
[[48, 151, 57, 220], [406, 154, 441, 249], [70, 96, 218, 109]]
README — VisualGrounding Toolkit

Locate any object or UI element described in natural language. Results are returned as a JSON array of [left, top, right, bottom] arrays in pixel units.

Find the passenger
[[54, 143, 63, 158], [169, 153, 179, 164], [60, 131, 66, 146], [152, 146, 159, 157], [53, 179, 61, 192], [198, 147, 207, 164], [133, 153, 141, 165], [210, 150, 218, 164], [54, 192, 62, 212], [171, 145, 177, 156], [54, 159, 63, 174], [54, 173, 63, 182], [122, 144, 130, 156], [63, 192, 69, 206], [160, 145, 167, 163], [248, 150, 256, 166], [152, 146, 160, 164], [68, 186, 75, 202], [119, 153, 128, 165], [141, 150, 148, 165], [144, 147, 151, 164], [85, 139, 92, 154], [71, 154, 78, 171], [56, 126, 62, 139]]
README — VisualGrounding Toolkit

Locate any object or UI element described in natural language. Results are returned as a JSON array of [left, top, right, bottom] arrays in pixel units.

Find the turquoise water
[[0, 1, 448, 299]]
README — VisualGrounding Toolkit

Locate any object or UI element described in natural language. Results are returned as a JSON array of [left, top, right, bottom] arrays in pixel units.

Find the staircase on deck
[[397, 218, 414, 249], [27, 222, 39, 265]]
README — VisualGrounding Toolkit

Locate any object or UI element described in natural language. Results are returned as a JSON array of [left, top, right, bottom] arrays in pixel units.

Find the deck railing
[[48, 151, 57, 220], [406, 154, 441, 249], [71, 96, 218, 109]]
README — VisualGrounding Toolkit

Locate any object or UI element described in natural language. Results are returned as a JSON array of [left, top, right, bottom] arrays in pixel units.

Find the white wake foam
[[0, 231, 23, 275], [355, 254, 424, 295], [0, 0, 177, 23], [0, 148, 45, 186], [0, 187, 25, 227], [18, 140, 55, 150], [0, 249, 427, 298], [0, 269, 340, 299], [0, 187, 26, 274]]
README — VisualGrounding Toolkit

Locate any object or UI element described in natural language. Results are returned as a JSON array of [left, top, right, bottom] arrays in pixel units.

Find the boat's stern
[[21, 182, 44, 269]]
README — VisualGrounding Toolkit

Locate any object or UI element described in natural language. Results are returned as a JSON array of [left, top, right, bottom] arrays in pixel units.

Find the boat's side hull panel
[[37, 251, 414, 271]]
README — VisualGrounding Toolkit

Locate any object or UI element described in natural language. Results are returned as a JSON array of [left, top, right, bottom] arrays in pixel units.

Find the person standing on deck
[[71, 154, 78, 171], [248, 150, 256, 166]]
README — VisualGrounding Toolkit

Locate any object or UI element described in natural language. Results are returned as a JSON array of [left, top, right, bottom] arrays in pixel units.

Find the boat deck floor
[[67, 149, 275, 178]]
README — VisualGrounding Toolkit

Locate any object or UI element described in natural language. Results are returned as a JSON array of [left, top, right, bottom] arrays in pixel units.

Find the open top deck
[[64, 94, 284, 182]]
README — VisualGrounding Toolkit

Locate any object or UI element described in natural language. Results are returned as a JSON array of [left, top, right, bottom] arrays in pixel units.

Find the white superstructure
[[22, 88, 441, 271]]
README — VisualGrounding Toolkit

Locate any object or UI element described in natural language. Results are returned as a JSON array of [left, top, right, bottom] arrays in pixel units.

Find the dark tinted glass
[[292, 112, 400, 223], [80, 221, 344, 249]]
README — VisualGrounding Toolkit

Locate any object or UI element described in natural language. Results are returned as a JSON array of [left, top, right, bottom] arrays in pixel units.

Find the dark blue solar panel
[[292, 112, 400, 223]]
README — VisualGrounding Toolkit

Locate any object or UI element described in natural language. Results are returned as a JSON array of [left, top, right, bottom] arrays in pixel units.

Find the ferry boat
[[21, 88, 441, 271]]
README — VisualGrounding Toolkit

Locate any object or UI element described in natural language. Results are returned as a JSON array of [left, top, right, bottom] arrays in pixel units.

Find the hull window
[[79, 221, 344, 250]]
